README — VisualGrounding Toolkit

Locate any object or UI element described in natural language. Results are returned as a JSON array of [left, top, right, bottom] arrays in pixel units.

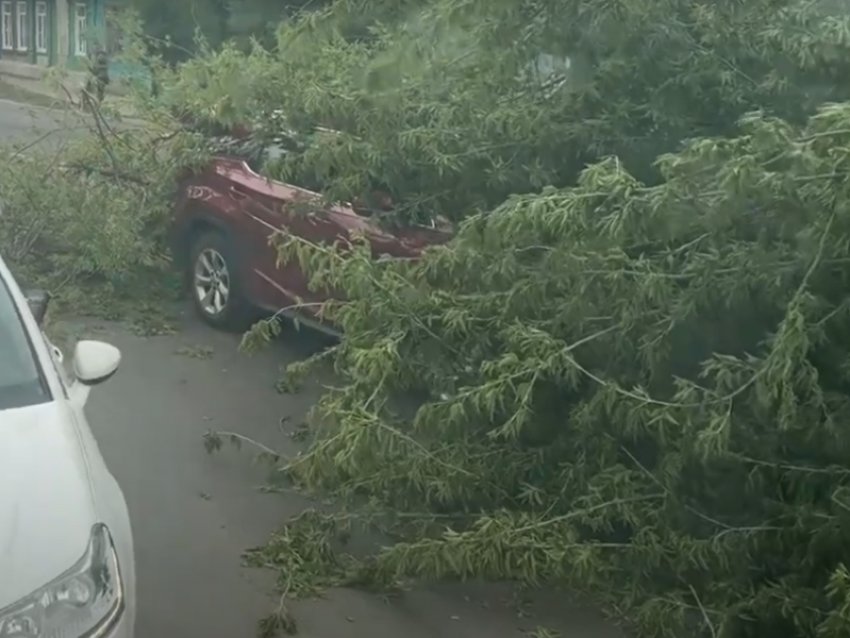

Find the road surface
[[54, 307, 627, 638], [0, 98, 92, 147], [64, 309, 319, 637]]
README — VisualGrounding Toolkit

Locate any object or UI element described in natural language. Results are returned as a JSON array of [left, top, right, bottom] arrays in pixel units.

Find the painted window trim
[[0, 1, 10, 51], [14, 0, 26, 52], [73, 2, 87, 57], [34, 1, 46, 54]]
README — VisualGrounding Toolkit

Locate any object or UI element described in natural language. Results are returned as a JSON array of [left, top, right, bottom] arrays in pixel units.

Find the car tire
[[188, 229, 253, 332]]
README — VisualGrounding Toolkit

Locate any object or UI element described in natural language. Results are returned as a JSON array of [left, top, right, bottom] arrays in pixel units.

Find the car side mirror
[[24, 289, 50, 326], [73, 340, 122, 387]]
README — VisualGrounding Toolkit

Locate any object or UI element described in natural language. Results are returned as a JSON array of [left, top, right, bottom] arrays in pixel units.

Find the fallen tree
[[262, 105, 850, 638], [165, 0, 850, 225], [139, 0, 850, 636]]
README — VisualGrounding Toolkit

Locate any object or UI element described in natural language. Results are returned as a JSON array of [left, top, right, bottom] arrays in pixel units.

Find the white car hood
[[0, 401, 97, 608]]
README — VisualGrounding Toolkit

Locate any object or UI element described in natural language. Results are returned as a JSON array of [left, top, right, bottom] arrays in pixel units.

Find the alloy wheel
[[193, 248, 231, 316]]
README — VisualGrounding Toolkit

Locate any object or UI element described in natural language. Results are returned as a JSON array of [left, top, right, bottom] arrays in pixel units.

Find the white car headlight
[[0, 524, 124, 638]]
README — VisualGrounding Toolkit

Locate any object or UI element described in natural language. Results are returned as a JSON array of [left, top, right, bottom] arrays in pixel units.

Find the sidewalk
[[0, 59, 144, 121], [0, 59, 85, 101]]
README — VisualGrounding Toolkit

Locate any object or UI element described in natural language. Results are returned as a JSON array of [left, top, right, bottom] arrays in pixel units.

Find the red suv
[[170, 151, 452, 334]]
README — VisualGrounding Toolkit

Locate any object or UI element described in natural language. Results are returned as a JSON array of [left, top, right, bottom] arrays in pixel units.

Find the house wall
[[64, 0, 98, 70], [0, 0, 46, 64], [0, 0, 144, 92], [55, 0, 67, 63], [64, 0, 143, 82], [103, 0, 145, 82]]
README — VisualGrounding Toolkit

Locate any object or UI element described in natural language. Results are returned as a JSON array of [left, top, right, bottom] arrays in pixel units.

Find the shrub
[[0, 105, 207, 315]]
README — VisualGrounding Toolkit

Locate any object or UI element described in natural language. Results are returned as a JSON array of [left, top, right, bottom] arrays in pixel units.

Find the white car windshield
[[0, 275, 49, 410]]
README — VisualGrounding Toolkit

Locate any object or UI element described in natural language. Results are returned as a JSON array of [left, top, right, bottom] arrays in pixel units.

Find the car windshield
[[0, 274, 49, 410]]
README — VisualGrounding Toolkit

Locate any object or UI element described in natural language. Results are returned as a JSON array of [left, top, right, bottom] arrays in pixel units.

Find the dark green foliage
[[259, 103, 850, 638], [129, 0, 328, 61], [176, 0, 850, 636], [129, 0, 227, 62], [169, 0, 850, 225]]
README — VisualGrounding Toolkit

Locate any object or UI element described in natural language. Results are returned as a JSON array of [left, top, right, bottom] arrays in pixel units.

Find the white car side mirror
[[73, 340, 121, 387]]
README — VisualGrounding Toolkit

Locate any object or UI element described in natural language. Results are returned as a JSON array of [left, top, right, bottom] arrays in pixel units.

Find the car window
[[0, 275, 50, 410]]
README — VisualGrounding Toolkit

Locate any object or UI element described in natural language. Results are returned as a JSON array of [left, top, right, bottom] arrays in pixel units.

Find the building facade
[[0, 0, 129, 75]]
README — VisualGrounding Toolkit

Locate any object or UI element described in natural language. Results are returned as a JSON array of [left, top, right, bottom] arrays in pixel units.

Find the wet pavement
[[0, 98, 92, 149], [56, 308, 627, 638]]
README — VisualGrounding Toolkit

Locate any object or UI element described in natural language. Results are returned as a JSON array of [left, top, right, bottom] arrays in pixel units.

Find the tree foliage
[[264, 106, 850, 638], [165, 0, 850, 224], [184, 0, 850, 636], [0, 60, 209, 320], [34, 0, 850, 636], [128, 0, 327, 62]]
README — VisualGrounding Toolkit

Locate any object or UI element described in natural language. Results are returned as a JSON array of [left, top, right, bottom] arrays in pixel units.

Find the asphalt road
[[0, 98, 92, 149], [53, 308, 627, 638], [62, 309, 321, 637]]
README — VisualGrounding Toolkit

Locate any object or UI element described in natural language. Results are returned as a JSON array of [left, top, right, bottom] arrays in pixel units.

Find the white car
[[0, 255, 135, 638]]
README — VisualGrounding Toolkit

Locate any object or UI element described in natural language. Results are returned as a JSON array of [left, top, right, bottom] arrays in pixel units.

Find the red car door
[[210, 158, 453, 324], [236, 185, 317, 314], [215, 160, 337, 317]]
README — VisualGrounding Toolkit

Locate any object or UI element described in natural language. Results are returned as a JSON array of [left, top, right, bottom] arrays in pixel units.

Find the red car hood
[[210, 156, 453, 254]]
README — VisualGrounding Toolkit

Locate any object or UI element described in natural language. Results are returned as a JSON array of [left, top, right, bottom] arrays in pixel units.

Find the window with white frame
[[35, 2, 46, 53], [0, 2, 11, 50], [15, 1, 27, 51], [74, 3, 87, 56]]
